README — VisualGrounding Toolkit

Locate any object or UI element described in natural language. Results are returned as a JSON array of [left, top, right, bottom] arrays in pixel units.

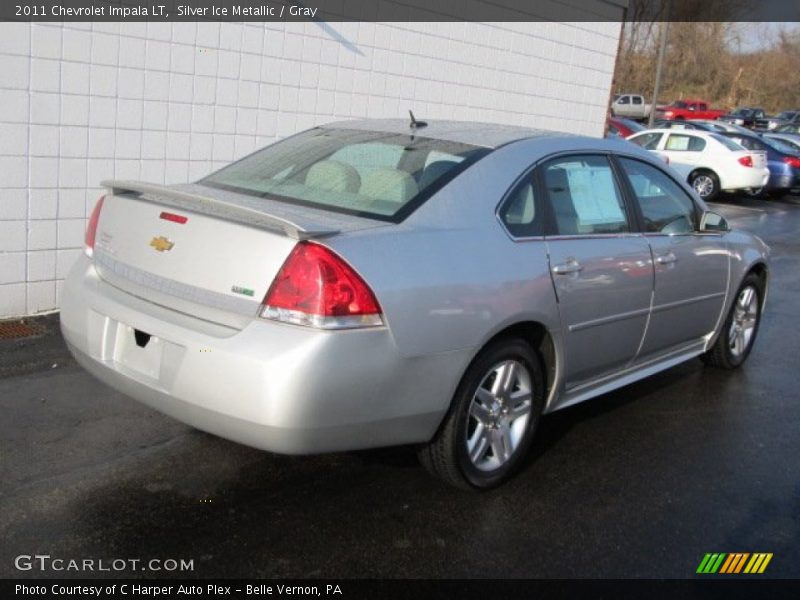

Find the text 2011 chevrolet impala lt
[[61, 120, 769, 489]]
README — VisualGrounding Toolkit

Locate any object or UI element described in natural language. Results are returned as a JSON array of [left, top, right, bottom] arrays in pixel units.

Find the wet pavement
[[2, 195, 799, 579]]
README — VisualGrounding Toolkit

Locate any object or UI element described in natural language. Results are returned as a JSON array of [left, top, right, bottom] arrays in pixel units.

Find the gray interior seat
[[360, 168, 419, 204], [419, 160, 459, 189], [305, 160, 361, 193]]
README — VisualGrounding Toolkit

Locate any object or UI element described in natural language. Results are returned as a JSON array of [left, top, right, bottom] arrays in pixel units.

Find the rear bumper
[[767, 169, 800, 190], [61, 256, 469, 454], [721, 167, 770, 191]]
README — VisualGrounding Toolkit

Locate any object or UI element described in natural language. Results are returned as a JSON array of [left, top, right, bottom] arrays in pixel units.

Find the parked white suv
[[627, 129, 769, 200]]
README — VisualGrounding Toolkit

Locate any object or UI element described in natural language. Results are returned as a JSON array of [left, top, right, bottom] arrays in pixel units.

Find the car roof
[[717, 130, 757, 138], [320, 119, 577, 149], [632, 128, 715, 137]]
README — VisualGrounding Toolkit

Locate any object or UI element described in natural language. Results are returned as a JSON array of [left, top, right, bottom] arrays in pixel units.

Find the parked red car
[[606, 116, 646, 138], [655, 99, 727, 121]]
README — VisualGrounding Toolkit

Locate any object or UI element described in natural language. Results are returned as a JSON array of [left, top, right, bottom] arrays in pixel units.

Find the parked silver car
[[61, 120, 770, 489]]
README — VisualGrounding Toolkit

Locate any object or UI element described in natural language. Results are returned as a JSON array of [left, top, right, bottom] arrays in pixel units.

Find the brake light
[[783, 156, 800, 168], [738, 155, 753, 167], [160, 211, 188, 224], [84, 195, 105, 257], [261, 242, 383, 329]]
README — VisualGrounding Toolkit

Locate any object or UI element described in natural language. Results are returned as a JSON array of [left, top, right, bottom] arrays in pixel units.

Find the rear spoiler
[[101, 180, 339, 241]]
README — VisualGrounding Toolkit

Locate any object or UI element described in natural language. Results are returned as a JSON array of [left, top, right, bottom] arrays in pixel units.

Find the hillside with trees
[[614, 18, 800, 113]]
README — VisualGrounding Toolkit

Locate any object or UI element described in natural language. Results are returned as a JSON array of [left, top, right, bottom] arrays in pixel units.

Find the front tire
[[418, 338, 544, 490], [690, 170, 720, 201], [702, 273, 763, 369]]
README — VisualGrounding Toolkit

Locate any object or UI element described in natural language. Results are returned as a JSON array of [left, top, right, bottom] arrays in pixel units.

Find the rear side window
[[499, 179, 542, 238], [540, 155, 629, 235], [618, 158, 697, 234], [629, 132, 663, 150], [202, 128, 488, 222]]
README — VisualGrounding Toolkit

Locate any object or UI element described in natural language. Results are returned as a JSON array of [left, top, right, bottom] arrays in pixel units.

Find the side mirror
[[700, 211, 729, 232]]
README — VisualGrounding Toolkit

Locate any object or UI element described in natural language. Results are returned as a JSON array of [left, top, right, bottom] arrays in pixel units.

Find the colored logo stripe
[[697, 553, 726, 573], [719, 553, 749, 573], [697, 552, 773, 574], [744, 553, 773, 574]]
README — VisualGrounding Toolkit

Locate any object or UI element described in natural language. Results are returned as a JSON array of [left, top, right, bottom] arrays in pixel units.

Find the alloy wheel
[[693, 175, 715, 198], [465, 360, 532, 471], [729, 285, 759, 357]]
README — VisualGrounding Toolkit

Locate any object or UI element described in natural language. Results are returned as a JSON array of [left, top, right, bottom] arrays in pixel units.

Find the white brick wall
[[0, 18, 621, 317]]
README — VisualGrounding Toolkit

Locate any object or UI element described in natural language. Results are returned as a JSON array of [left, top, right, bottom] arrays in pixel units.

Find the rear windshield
[[710, 134, 745, 151], [201, 128, 488, 222], [760, 136, 798, 154], [619, 118, 646, 133]]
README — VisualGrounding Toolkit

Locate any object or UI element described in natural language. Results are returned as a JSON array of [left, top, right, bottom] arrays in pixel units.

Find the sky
[[728, 22, 800, 53]]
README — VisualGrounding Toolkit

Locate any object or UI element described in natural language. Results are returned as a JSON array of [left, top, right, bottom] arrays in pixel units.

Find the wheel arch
[[688, 166, 719, 182], [746, 260, 769, 306], [467, 321, 558, 410], [688, 167, 721, 195]]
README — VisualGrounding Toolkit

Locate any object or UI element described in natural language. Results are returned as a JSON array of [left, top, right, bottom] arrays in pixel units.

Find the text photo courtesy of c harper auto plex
[[2, 1, 800, 599]]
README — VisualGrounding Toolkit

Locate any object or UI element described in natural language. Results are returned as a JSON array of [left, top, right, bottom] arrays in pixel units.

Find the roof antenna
[[409, 110, 427, 129]]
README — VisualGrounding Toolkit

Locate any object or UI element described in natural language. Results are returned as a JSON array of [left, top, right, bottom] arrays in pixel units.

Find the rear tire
[[689, 170, 720, 202], [418, 338, 545, 490], [702, 273, 763, 369]]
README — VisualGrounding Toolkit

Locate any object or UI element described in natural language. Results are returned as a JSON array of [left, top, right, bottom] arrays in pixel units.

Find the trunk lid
[[93, 180, 386, 329], [747, 151, 767, 169]]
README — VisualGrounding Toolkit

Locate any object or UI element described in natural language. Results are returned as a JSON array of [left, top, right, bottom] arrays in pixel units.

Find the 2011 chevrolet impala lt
[[60, 119, 769, 489]]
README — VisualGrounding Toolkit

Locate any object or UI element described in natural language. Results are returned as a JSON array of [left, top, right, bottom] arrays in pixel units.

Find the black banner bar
[[2, 0, 800, 22], [5, 579, 800, 600]]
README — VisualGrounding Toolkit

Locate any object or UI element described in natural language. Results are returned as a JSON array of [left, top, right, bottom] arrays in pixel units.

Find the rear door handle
[[552, 259, 584, 275], [655, 252, 677, 265]]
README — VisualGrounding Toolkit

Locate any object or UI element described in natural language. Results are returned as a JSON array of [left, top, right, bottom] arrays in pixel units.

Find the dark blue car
[[718, 132, 800, 197]]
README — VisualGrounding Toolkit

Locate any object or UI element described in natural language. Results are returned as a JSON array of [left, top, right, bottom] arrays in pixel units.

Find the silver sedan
[[60, 119, 769, 489]]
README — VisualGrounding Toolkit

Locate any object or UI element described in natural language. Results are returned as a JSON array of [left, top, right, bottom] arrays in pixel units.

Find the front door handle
[[552, 259, 584, 275], [655, 252, 678, 265]]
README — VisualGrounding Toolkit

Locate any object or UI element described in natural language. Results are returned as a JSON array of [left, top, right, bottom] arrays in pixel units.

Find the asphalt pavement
[[2, 194, 799, 579]]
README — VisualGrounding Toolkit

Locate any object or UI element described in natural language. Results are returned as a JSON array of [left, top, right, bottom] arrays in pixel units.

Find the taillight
[[261, 242, 383, 329], [783, 156, 800, 168], [84, 195, 105, 257], [738, 155, 753, 167]]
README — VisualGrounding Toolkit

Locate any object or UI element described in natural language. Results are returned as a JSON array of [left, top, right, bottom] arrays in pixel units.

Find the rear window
[[760, 136, 797, 154], [619, 118, 646, 133], [201, 128, 488, 222], [711, 134, 745, 151]]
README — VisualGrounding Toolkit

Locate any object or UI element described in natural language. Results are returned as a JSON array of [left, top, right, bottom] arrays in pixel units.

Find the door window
[[541, 155, 629, 235], [618, 158, 697, 234], [629, 132, 663, 150]]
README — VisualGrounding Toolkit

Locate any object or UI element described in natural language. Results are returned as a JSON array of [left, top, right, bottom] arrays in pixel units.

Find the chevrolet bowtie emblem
[[150, 236, 174, 252]]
